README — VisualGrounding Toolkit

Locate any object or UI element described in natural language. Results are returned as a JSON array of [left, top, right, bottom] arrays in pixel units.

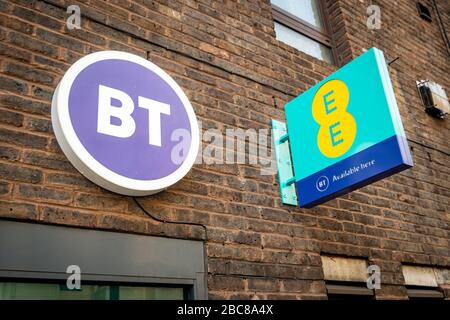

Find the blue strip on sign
[[295, 135, 413, 208]]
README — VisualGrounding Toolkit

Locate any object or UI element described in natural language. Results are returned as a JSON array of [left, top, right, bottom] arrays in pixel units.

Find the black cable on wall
[[431, 0, 450, 57]]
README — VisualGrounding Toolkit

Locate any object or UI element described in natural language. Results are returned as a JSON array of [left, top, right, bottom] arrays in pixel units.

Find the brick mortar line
[[0, 127, 52, 143], [19, 186, 448, 243], [0, 1, 446, 236], [0, 33, 72, 70], [208, 257, 324, 269], [159, 203, 450, 234], [147, 202, 450, 240], [156, 188, 449, 223], [0, 13, 88, 55], [0, 159, 65, 175], [0, 28, 287, 130], [39, 0, 302, 96], [178, 3, 273, 51], [143, 204, 450, 237], [207, 226, 446, 254], [206, 254, 323, 264], [408, 138, 450, 157], [6, 3, 449, 157], [0, 69, 57, 96], [207, 243, 322, 256], [21, 199, 193, 223], [1, 193, 448, 245], [0, 55, 63, 82], [94, 3, 450, 157], [374, 173, 450, 195], [405, 157, 450, 175], [1, 156, 447, 229], [0, 91, 53, 106], [0, 107, 52, 123]]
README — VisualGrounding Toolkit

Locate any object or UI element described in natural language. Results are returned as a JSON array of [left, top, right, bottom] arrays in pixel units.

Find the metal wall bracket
[[271, 119, 298, 206]]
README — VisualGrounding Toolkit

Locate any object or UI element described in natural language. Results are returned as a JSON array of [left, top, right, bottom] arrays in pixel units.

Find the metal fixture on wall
[[416, 80, 450, 119], [431, 0, 450, 57]]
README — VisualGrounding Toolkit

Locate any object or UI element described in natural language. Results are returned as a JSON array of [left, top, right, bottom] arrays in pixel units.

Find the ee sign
[[283, 48, 413, 208], [52, 51, 199, 196]]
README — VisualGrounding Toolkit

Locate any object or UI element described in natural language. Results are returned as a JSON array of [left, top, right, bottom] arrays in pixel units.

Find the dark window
[[271, 0, 334, 64], [416, 2, 432, 22]]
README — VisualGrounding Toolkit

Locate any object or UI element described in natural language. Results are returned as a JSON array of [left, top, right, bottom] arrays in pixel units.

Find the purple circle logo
[[52, 51, 199, 195]]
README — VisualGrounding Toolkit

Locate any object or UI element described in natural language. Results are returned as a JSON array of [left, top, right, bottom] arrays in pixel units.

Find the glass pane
[[274, 22, 333, 64], [0, 282, 185, 300], [119, 286, 184, 300], [272, 0, 325, 30], [0, 282, 110, 300]]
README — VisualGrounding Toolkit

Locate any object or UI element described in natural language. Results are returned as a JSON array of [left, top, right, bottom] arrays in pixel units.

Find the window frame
[[0, 278, 191, 300], [271, 0, 337, 64], [406, 286, 445, 300], [0, 220, 207, 300], [325, 281, 375, 300]]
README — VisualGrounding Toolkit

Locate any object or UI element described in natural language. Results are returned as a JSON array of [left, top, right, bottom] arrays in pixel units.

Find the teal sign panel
[[284, 48, 413, 208], [272, 119, 297, 205]]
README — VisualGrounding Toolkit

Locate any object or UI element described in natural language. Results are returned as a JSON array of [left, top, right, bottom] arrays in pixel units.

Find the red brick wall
[[0, 0, 449, 299]]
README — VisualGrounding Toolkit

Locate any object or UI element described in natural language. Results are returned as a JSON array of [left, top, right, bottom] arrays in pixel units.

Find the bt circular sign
[[52, 51, 199, 196]]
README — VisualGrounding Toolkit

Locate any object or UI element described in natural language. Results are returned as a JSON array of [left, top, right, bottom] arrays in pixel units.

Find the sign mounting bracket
[[271, 119, 298, 206]]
